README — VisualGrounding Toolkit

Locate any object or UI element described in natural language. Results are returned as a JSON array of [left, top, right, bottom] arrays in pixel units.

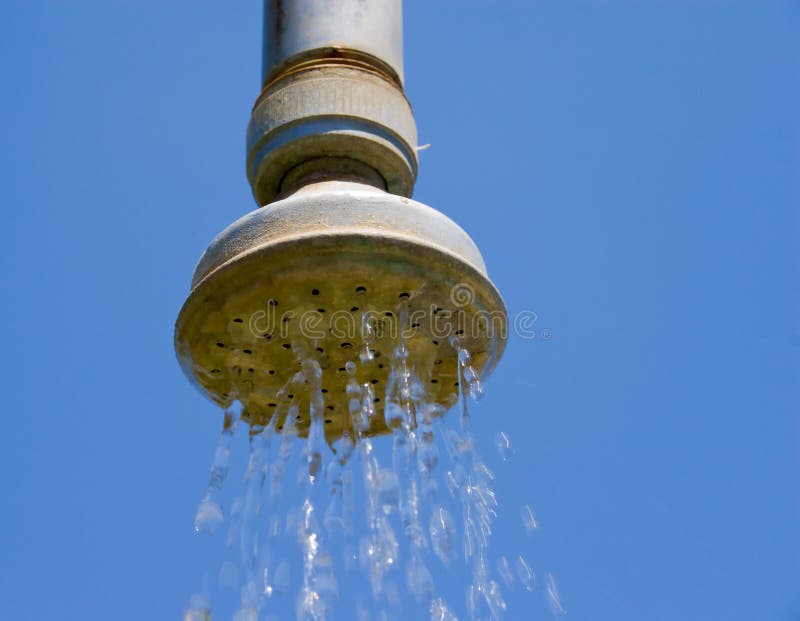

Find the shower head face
[[175, 182, 506, 439]]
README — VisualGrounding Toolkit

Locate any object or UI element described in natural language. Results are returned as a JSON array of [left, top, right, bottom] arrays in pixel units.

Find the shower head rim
[[174, 232, 507, 412]]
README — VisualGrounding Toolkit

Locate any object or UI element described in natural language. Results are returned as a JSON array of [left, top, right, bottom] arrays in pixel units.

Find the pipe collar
[[247, 66, 418, 206]]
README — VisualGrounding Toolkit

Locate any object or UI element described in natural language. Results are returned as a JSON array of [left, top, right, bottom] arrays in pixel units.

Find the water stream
[[185, 336, 563, 621]]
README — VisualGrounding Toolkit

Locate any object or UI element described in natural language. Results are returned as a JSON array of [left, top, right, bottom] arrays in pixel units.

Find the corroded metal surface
[[250, 0, 413, 207], [247, 66, 418, 206], [175, 183, 507, 440]]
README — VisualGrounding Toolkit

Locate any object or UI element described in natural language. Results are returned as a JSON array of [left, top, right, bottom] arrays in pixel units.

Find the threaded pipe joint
[[246, 65, 417, 206]]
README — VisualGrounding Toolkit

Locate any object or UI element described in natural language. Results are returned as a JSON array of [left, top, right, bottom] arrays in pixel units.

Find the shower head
[[174, 1, 507, 439], [175, 180, 506, 438]]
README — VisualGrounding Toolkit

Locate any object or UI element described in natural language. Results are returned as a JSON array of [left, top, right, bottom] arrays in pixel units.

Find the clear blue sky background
[[0, 1, 797, 620]]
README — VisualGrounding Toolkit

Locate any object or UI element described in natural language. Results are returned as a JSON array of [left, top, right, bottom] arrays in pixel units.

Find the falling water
[[195, 402, 243, 534], [185, 332, 564, 620]]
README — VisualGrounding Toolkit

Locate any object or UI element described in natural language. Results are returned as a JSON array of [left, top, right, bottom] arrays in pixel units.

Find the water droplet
[[521, 504, 538, 534], [323, 494, 345, 534], [384, 401, 406, 429], [194, 497, 224, 534], [332, 434, 355, 464], [268, 515, 280, 539], [344, 544, 357, 571], [376, 469, 401, 514], [495, 431, 513, 461], [359, 518, 399, 597], [430, 597, 459, 621], [446, 428, 474, 456], [430, 506, 457, 565], [296, 586, 326, 621], [314, 552, 339, 599], [263, 566, 273, 597], [445, 466, 466, 496], [324, 433, 354, 535], [516, 555, 535, 592], [484, 580, 507, 620], [306, 417, 326, 484], [546, 573, 566, 616], [417, 434, 439, 472], [497, 556, 514, 587], [466, 584, 479, 619]]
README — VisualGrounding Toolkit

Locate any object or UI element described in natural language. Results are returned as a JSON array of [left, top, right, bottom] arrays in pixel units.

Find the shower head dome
[[174, 180, 507, 439]]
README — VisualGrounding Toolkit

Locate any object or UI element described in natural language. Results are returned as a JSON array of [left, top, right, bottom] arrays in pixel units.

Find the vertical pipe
[[262, 0, 404, 86], [249, 0, 416, 204]]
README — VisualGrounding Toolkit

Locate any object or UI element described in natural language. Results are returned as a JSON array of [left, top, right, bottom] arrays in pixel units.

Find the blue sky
[[0, 1, 797, 620]]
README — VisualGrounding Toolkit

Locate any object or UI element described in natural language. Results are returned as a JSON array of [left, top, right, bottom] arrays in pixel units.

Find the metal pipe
[[262, 0, 404, 86], [248, 0, 417, 206]]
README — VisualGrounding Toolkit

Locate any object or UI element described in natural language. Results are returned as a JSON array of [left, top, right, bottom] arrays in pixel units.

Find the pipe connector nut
[[246, 66, 418, 205]]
